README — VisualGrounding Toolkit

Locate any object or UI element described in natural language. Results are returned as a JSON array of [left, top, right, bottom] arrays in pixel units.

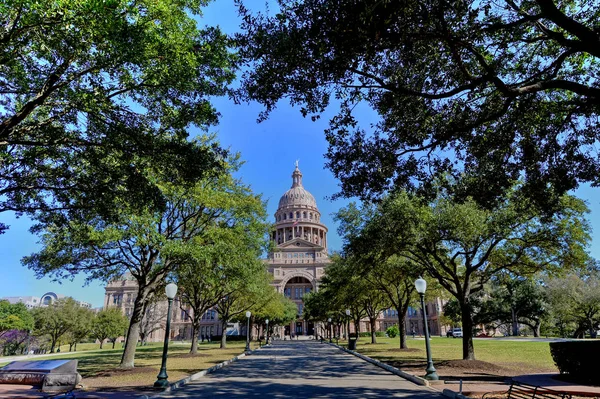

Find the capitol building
[[265, 163, 330, 336], [103, 163, 446, 342]]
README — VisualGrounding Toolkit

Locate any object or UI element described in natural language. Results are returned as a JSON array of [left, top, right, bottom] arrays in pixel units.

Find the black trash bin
[[348, 337, 357, 351]]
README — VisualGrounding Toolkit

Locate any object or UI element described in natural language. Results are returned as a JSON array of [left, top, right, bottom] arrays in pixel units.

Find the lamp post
[[265, 319, 270, 345], [245, 311, 251, 352], [415, 277, 438, 381], [327, 318, 332, 343], [154, 282, 178, 388], [345, 309, 351, 340]]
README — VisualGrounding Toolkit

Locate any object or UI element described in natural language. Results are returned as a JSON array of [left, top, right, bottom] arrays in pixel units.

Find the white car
[[449, 328, 463, 338]]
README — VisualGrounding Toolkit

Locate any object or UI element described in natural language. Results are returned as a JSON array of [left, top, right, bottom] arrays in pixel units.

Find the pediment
[[277, 238, 322, 249]]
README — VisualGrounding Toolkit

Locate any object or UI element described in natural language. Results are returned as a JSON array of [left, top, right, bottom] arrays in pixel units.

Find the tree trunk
[[74, 343, 77, 351], [511, 307, 519, 336], [99, 340, 104, 349], [50, 338, 57, 353], [190, 321, 199, 354], [220, 318, 229, 349], [353, 318, 361, 340], [69, 344, 73, 352], [119, 294, 147, 368], [370, 318, 377, 344], [534, 323, 541, 338], [112, 340, 116, 349], [398, 313, 407, 349], [460, 302, 476, 360]]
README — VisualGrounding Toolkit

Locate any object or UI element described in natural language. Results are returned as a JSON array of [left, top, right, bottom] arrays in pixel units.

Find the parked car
[[447, 328, 463, 338]]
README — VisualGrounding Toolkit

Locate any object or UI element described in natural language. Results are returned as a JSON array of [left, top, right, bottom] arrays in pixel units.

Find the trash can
[[348, 337, 357, 351]]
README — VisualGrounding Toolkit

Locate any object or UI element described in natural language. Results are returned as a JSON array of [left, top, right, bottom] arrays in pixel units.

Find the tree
[[0, 300, 33, 336], [174, 159, 269, 354], [482, 275, 547, 337], [215, 270, 274, 349], [373, 189, 590, 359], [139, 300, 167, 346], [64, 306, 94, 351], [546, 270, 600, 338], [238, 0, 600, 210], [91, 308, 129, 350], [24, 150, 267, 368], [32, 298, 79, 353], [0, 0, 235, 229]]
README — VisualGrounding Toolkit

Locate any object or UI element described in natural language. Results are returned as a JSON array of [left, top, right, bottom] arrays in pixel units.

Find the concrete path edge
[[138, 345, 269, 399], [441, 388, 471, 399], [326, 342, 430, 387]]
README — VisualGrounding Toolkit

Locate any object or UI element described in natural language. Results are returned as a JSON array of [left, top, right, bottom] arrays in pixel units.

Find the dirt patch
[[387, 348, 421, 353], [93, 366, 156, 378], [172, 353, 203, 359], [442, 359, 506, 372]]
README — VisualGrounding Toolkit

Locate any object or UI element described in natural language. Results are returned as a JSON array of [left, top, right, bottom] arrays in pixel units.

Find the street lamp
[[154, 282, 178, 388], [345, 309, 351, 340], [415, 277, 438, 381], [245, 311, 251, 352], [327, 317, 332, 343], [265, 319, 270, 345]]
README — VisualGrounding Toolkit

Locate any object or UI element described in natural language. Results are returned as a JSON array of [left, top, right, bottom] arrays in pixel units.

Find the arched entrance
[[283, 276, 314, 336]]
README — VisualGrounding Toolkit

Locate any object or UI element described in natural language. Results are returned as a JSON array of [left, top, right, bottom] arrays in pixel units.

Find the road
[[157, 340, 443, 398]]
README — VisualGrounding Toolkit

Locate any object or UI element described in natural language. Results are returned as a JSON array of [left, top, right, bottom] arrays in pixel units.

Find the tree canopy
[[0, 300, 33, 335], [24, 147, 268, 368], [366, 188, 590, 359], [0, 0, 235, 231], [237, 0, 600, 209]]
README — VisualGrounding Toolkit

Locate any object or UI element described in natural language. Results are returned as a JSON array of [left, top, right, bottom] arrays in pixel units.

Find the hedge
[[549, 341, 600, 384]]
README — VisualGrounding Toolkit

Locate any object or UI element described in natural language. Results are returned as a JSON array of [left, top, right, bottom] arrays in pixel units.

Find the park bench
[[483, 382, 572, 399]]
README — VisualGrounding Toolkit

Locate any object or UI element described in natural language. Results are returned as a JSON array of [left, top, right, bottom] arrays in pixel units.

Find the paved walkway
[[157, 340, 442, 398]]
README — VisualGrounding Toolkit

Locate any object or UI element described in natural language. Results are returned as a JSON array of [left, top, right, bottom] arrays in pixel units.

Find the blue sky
[[2, 0, 600, 308]]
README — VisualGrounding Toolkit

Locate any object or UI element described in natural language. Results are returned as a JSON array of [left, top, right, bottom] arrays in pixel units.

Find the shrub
[[549, 341, 600, 384], [386, 325, 399, 338]]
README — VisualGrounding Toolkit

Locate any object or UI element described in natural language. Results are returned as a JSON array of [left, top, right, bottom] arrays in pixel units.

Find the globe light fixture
[[154, 283, 178, 388], [327, 317, 332, 343], [414, 277, 438, 381]]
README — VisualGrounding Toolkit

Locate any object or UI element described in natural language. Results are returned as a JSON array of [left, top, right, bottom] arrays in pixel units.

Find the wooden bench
[[483, 382, 572, 399]]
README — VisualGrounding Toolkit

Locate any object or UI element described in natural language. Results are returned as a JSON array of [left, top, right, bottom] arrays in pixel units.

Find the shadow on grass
[[48, 342, 246, 378]]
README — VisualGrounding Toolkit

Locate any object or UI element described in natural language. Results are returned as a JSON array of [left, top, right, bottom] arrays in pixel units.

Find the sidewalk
[[444, 374, 600, 398]]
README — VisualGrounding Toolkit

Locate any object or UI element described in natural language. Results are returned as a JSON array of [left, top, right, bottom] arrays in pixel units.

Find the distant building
[[2, 292, 92, 309]]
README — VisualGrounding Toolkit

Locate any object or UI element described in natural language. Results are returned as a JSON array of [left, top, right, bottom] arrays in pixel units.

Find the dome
[[277, 164, 318, 210]]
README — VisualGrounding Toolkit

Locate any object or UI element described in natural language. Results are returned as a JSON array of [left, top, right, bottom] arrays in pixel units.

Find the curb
[[326, 342, 430, 387], [441, 388, 471, 399], [138, 344, 268, 398]]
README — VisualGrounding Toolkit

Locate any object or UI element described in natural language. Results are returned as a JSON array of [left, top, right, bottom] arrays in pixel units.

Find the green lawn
[[1, 340, 257, 390], [351, 337, 558, 375]]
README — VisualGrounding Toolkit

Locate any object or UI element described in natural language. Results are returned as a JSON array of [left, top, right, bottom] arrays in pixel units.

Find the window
[[296, 211, 300, 218], [181, 309, 187, 320], [305, 287, 311, 294], [289, 212, 293, 219], [303, 212, 307, 218], [298, 304, 303, 315], [284, 214, 287, 220], [284, 288, 291, 298], [126, 293, 132, 303], [309, 213, 313, 219]]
